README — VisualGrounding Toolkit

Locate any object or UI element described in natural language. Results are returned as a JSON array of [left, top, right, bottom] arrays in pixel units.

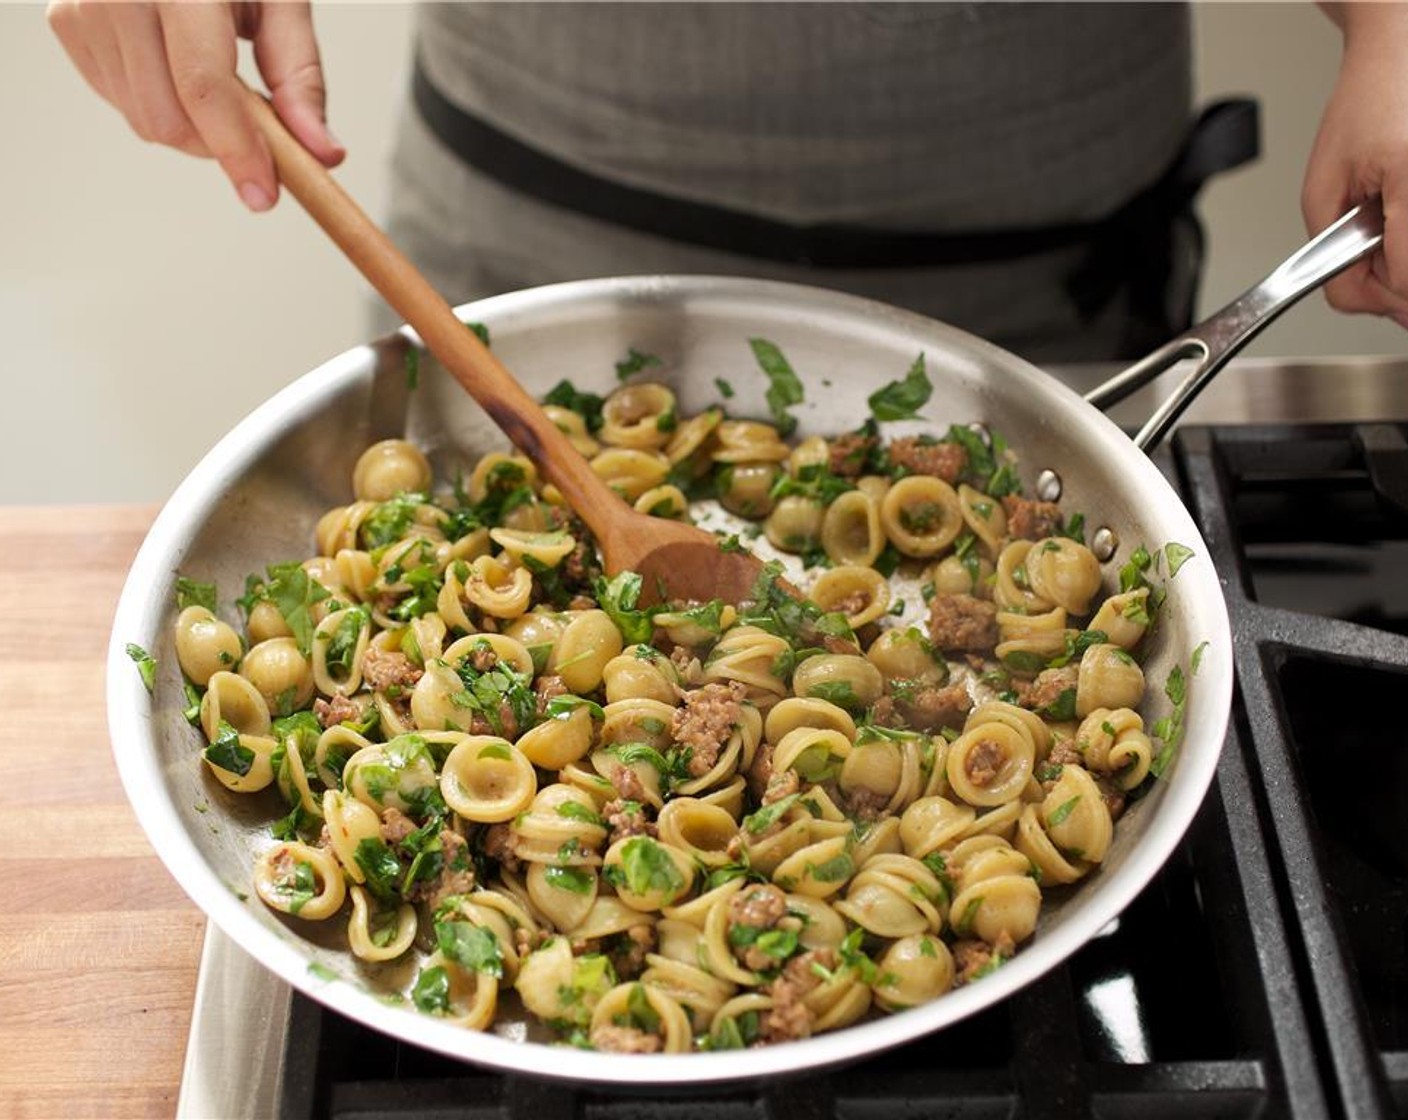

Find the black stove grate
[[1174, 423, 1408, 1120], [277, 422, 1408, 1120]]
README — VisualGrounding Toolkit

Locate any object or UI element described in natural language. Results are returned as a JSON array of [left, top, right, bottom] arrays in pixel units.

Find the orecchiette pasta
[[163, 353, 1188, 1055]]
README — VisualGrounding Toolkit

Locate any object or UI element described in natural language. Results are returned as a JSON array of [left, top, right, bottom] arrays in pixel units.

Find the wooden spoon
[[243, 88, 780, 606]]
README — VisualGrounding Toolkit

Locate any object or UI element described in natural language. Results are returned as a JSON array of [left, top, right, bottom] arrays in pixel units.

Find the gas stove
[[176, 356, 1408, 1120]]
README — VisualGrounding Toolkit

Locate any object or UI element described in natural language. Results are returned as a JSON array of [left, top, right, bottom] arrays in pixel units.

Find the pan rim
[[106, 274, 1233, 1086]]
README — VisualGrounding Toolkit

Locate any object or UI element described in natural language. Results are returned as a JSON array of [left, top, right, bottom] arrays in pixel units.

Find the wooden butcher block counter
[[0, 506, 203, 1120]]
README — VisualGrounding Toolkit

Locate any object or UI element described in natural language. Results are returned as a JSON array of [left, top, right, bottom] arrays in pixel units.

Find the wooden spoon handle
[[241, 86, 624, 537]]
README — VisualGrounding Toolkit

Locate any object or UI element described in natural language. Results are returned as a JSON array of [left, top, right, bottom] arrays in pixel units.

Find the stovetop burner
[[177, 394, 1408, 1120], [1175, 423, 1408, 1120]]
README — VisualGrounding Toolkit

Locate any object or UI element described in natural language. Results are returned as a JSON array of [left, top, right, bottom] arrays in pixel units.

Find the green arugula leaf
[[204, 719, 254, 777], [253, 562, 332, 656], [605, 836, 684, 899], [436, 920, 504, 977], [318, 606, 368, 676], [411, 965, 451, 1014], [749, 338, 804, 436], [451, 650, 538, 737], [867, 352, 933, 422], [593, 570, 659, 645], [355, 837, 404, 905]]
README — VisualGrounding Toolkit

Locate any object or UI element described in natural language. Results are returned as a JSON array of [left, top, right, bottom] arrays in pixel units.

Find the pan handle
[[1084, 198, 1386, 453]]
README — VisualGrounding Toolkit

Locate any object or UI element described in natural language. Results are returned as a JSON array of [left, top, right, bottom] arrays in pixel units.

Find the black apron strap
[[413, 57, 1251, 274], [1065, 98, 1262, 353]]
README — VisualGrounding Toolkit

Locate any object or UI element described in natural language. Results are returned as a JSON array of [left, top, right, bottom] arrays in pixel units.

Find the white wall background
[[0, 2, 1402, 505]]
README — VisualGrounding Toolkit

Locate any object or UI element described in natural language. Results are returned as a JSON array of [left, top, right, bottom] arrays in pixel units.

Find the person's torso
[[416, 2, 1192, 232]]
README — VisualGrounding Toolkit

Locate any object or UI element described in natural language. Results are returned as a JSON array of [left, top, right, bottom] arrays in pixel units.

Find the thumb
[[252, 1, 344, 167]]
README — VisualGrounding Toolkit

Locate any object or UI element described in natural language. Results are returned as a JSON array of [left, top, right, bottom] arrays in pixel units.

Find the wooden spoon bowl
[[243, 89, 778, 606]]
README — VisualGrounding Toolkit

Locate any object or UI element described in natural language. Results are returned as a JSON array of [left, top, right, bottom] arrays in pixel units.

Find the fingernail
[[238, 180, 274, 212], [1393, 312, 1408, 332], [325, 125, 344, 151]]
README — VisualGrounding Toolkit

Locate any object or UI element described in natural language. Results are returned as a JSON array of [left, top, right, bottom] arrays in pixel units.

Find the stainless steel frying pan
[[105, 202, 1381, 1086]]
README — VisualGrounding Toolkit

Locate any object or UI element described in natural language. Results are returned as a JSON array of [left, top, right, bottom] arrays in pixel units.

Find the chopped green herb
[[806, 680, 860, 710], [404, 347, 419, 390], [1059, 512, 1086, 543], [971, 951, 1008, 980], [954, 895, 983, 936], [1047, 628, 1109, 670], [714, 377, 735, 400], [175, 576, 218, 613], [556, 800, 607, 827], [770, 463, 855, 506], [807, 852, 854, 883], [1191, 640, 1210, 675], [543, 865, 596, 895], [125, 643, 157, 693], [1165, 542, 1196, 577], [754, 928, 800, 961], [623, 983, 661, 1033], [542, 379, 606, 433], [466, 321, 491, 346], [546, 695, 606, 724], [605, 836, 685, 899], [285, 860, 317, 915], [1047, 795, 1081, 827], [1040, 687, 1079, 722], [743, 793, 799, 835], [615, 347, 663, 381]]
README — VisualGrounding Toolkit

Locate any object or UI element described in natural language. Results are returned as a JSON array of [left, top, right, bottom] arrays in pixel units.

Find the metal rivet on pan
[[1035, 469, 1062, 502], [1092, 527, 1119, 562], [966, 422, 992, 448]]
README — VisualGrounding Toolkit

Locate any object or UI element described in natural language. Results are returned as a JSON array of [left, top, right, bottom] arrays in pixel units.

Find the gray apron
[[380, 3, 1248, 362]]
